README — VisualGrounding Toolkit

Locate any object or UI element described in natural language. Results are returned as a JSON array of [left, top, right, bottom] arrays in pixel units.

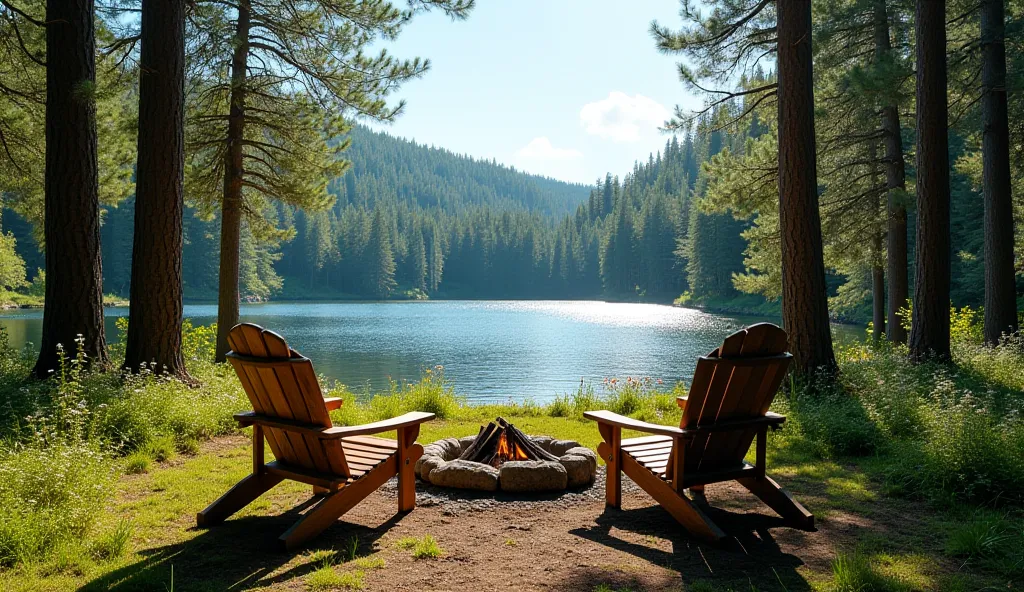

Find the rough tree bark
[[872, 238, 886, 342], [778, 1, 835, 372], [776, 0, 837, 376], [980, 0, 1018, 344], [873, 0, 909, 344], [34, 0, 109, 378], [124, 0, 190, 377], [215, 2, 251, 362], [909, 0, 951, 361]]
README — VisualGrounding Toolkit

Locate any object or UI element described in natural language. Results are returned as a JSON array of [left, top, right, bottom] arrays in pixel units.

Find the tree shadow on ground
[[563, 504, 813, 591], [78, 498, 405, 592]]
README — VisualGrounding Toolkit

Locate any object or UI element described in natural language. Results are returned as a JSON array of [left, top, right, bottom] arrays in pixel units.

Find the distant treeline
[[2, 117, 1003, 317]]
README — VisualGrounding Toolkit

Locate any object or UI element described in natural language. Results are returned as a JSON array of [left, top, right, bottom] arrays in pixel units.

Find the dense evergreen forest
[[2, 125, 594, 302], [2, 106, 1021, 321]]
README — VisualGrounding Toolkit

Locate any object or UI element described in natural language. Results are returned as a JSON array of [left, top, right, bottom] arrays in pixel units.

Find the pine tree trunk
[[872, 234, 886, 342], [124, 0, 189, 377], [873, 0, 909, 344], [909, 0, 951, 361], [980, 0, 1018, 344], [776, 0, 837, 376], [870, 142, 886, 342], [34, 0, 109, 378], [215, 2, 250, 362]]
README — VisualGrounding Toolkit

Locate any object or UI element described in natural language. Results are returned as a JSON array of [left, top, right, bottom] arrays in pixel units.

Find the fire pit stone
[[498, 461, 568, 492], [558, 447, 599, 488], [427, 459, 500, 491], [415, 418, 597, 493]]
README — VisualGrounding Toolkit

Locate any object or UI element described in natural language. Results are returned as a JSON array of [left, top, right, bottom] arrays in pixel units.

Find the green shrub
[[945, 515, 1013, 559], [123, 451, 151, 474], [790, 389, 882, 458], [146, 434, 176, 463], [918, 397, 1024, 504], [355, 366, 462, 422], [603, 377, 646, 416], [0, 442, 114, 566], [547, 395, 571, 417]]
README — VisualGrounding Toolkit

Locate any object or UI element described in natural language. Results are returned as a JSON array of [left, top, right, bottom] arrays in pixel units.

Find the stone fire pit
[[415, 432, 598, 493]]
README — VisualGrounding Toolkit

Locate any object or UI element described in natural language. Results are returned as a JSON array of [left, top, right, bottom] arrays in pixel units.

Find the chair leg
[[279, 456, 397, 551], [597, 423, 621, 508], [197, 473, 284, 527], [397, 427, 423, 513], [621, 453, 726, 542], [737, 475, 814, 530]]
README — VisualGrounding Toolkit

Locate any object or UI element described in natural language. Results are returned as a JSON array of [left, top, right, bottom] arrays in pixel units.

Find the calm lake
[[0, 301, 860, 403]]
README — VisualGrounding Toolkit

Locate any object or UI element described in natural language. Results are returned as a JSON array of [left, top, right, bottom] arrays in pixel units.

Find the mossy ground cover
[[0, 314, 1021, 590]]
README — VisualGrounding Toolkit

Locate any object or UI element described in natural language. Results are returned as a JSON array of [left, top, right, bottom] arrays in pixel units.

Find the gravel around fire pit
[[415, 433, 599, 493]]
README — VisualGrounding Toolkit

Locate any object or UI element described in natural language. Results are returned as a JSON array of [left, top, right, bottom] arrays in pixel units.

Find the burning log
[[458, 417, 559, 466], [496, 418, 559, 462]]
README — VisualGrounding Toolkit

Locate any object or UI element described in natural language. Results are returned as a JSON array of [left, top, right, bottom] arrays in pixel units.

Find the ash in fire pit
[[416, 417, 598, 493]]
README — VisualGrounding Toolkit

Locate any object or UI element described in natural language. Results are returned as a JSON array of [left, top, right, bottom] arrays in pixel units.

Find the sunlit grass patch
[[307, 566, 365, 591], [122, 450, 151, 475], [829, 550, 916, 592], [88, 519, 133, 561], [394, 534, 444, 559], [350, 555, 385, 570]]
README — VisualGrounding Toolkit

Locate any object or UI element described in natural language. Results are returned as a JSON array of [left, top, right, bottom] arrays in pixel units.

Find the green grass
[[394, 534, 444, 559], [350, 556, 385, 570], [306, 566, 365, 591]]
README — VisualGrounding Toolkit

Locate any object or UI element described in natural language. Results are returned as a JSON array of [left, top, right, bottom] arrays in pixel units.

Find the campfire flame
[[493, 431, 530, 465]]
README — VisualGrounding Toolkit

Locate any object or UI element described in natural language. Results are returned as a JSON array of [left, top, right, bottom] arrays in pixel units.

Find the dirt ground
[[99, 460, 919, 589], [71, 434, 950, 592]]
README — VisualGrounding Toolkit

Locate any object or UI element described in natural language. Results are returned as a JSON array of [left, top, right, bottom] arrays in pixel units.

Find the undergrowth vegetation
[[0, 307, 1021, 590]]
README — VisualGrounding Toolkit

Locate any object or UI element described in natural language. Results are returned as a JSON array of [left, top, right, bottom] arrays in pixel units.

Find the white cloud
[[512, 137, 585, 183], [515, 137, 584, 161], [579, 92, 671, 143]]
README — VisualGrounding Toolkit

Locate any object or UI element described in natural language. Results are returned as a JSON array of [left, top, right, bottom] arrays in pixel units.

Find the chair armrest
[[323, 397, 343, 412], [681, 412, 787, 435], [676, 396, 688, 410], [235, 412, 339, 437], [326, 411, 436, 438], [235, 411, 435, 440], [583, 410, 685, 438]]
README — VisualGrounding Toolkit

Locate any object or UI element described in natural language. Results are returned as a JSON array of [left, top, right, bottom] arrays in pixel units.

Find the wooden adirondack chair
[[585, 323, 813, 542], [197, 323, 434, 550]]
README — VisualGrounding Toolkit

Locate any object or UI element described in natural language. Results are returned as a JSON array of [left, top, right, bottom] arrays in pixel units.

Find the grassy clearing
[[0, 311, 1021, 590]]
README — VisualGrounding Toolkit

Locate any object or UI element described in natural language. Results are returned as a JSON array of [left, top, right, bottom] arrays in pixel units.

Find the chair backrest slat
[[227, 323, 350, 477], [677, 323, 791, 474]]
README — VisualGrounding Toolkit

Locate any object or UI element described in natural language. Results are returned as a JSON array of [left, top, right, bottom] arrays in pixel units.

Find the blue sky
[[368, 0, 704, 185]]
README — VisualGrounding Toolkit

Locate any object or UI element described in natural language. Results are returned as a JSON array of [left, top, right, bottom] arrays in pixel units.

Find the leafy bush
[[336, 365, 462, 424], [790, 388, 882, 458], [917, 396, 1024, 504], [836, 310, 1024, 504], [0, 442, 113, 566], [546, 395, 571, 417], [0, 322, 245, 567]]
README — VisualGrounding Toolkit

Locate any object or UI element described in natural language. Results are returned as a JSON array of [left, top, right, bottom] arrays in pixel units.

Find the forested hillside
[[1, 109, 1010, 318], [2, 126, 591, 302]]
